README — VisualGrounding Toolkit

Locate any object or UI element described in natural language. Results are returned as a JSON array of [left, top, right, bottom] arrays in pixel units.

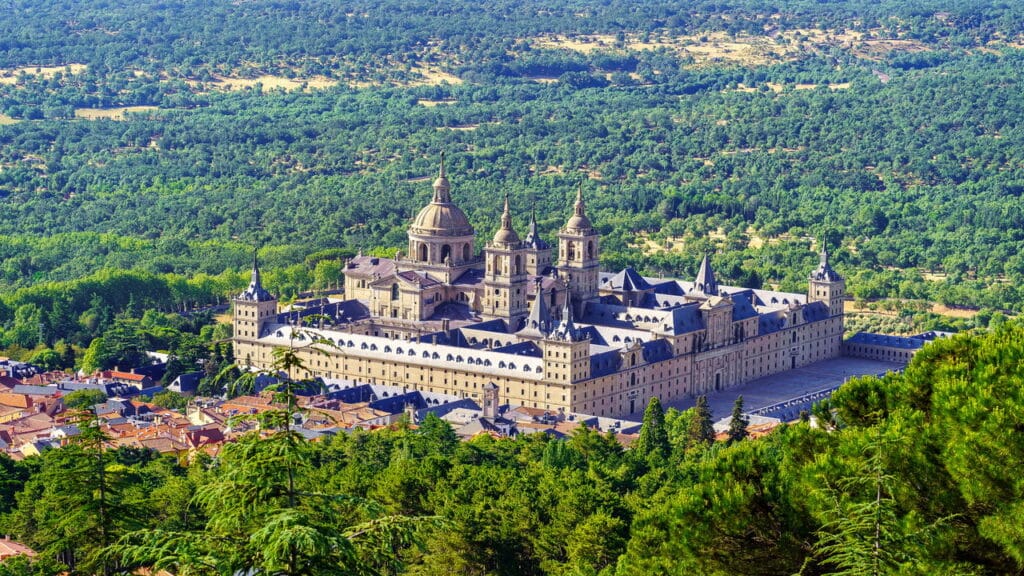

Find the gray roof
[[605, 267, 653, 292], [758, 310, 788, 335], [344, 255, 397, 279], [397, 270, 442, 289], [729, 290, 759, 321], [10, 385, 57, 396], [846, 332, 927, 350]]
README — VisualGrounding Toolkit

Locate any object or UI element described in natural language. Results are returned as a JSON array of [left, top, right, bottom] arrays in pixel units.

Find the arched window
[[567, 242, 576, 260], [441, 244, 451, 262], [587, 241, 594, 259], [419, 243, 428, 261], [492, 254, 501, 274], [463, 244, 471, 261], [514, 255, 522, 274], [391, 283, 399, 300]]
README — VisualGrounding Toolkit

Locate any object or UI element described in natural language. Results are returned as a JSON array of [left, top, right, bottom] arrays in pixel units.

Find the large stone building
[[233, 157, 846, 418]]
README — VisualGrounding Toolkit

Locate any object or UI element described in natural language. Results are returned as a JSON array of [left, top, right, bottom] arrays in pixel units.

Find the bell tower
[[232, 250, 278, 367], [808, 243, 845, 318], [483, 193, 529, 327], [557, 184, 600, 316]]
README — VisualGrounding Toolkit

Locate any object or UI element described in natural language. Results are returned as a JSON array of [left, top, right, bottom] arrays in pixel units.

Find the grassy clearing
[[0, 113, 18, 125], [188, 74, 339, 92], [407, 65, 463, 86], [0, 63, 87, 84], [533, 28, 934, 66], [75, 106, 160, 120]]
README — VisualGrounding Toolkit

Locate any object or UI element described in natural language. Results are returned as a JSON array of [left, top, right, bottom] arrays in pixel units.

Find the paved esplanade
[[650, 357, 905, 422]]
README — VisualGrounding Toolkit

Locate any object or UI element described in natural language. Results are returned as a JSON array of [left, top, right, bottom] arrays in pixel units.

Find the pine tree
[[110, 336, 426, 576], [689, 395, 715, 447], [727, 396, 749, 443], [635, 397, 670, 459]]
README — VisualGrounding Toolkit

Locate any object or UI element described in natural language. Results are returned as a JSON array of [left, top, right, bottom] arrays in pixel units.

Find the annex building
[[233, 156, 846, 418]]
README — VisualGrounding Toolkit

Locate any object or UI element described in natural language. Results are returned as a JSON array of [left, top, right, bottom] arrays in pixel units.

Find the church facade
[[233, 157, 845, 418]]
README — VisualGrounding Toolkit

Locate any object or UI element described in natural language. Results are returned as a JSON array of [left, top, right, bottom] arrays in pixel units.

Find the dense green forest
[[3, 318, 1024, 575], [2, 0, 1024, 354]]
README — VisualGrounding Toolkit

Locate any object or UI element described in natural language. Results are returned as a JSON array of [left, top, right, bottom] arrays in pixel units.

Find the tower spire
[[501, 192, 512, 230], [432, 151, 451, 203], [238, 246, 274, 302], [694, 253, 719, 296], [574, 181, 585, 217], [491, 191, 521, 246]]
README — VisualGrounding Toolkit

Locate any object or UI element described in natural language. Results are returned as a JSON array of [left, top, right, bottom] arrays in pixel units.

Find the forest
[[2, 0, 1024, 360], [3, 316, 1024, 575]]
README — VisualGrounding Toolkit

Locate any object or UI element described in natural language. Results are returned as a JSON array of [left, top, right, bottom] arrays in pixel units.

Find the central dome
[[411, 201, 474, 237], [409, 153, 475, 238]]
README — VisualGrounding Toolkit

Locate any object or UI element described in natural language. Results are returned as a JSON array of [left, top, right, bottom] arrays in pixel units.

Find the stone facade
[[233, 157, 846, 418]]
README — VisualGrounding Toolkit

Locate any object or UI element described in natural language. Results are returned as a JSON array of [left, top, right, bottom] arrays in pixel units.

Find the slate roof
[[604, 267, 653, 292], [344, 255, 397, 279], [845, 332, 927, 350], [729, 290, 760, 321], [397, 270, 442, 289], [452, 268, 484, 286]]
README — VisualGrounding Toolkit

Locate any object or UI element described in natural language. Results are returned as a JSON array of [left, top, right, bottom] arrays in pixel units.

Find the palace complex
[[233, 156, 846, 418]]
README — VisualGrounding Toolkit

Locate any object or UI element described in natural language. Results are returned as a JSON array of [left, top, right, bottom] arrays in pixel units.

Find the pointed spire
[[251, 247, 260, 282], [810, 237, 843, 282], [518, 278, 553, 337], [238, 247, 274, 302], [563, 180, 593, 232], [432, 151, 451, 203], [501, 192, 512, 228], [694, 253, 719, 296], [551, 296, 581, 341], [491, 191, 521, 246], [524, 196, 549, 249]]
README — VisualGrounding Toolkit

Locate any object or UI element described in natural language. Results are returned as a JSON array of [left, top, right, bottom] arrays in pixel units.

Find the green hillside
[[2, 0, 1024, 351]]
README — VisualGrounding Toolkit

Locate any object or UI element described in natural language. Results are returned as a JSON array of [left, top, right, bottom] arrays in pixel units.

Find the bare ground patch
[[188, 74, 338, 92], [534, 28, 933, 66], [0, 63, 87, 84], [75, 106, 160, 120]]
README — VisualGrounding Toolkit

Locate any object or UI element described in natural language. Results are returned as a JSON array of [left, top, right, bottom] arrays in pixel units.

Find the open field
[[75, 106, 160, 120], [0, 63, 87, 84], [534, 28, 934, 66], [188, 74, 339, 92], [0, 114, 18, 125]]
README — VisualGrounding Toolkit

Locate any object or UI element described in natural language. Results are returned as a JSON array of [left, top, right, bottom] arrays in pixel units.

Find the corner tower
[[233, 251, 278, 366], [483, 193, 529, 327], [808, 243, 845, 317], [557, 184, 600, 316]]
